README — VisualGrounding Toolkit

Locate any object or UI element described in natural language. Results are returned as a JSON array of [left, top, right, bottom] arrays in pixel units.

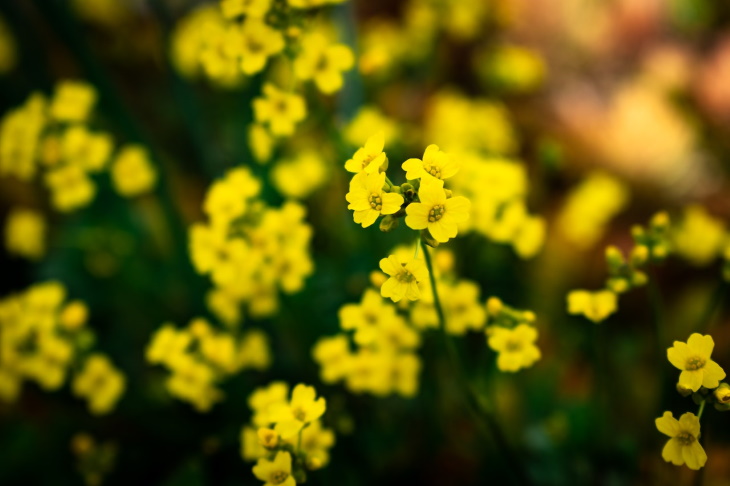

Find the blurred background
[[1, 0, 730, 484]]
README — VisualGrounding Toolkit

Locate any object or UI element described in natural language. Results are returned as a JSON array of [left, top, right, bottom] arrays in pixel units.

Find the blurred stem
[[647, 276, 667, 409], [698, 281, 727, 333], [421, 241, 531, 486]]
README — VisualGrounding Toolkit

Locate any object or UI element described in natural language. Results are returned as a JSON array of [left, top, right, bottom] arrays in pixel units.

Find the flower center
[[505, 339, 523, 352], [396, 264, 415, 283], [676, 431, 696, 446], [292, 406, 307, 421], [424, 164, 441, 179], [270, 471, 289, 485], [685, 356, 706, 371], [369, 193, 382, 211], [428, 204, 444, 222]]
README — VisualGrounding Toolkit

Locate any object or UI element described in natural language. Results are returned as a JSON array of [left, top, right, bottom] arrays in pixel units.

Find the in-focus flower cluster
[[656, 333, 728, 471], [0, 80, 157, 213], [0, 281, 125, 415], [146, 318, 271, 412], [189, 167, 314, 324], [241, 383, 335, 485]]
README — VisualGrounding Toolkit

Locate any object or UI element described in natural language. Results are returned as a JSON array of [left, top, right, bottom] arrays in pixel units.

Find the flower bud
[[306, 456, 323, 470], [379, 215, 399, 233], [605, 246, 624, 269], [630, 245, 649, 267], [444, 189, 453, 198], [606, 277, 629, 294], [630, 271, 648, 287], [486, 297, 503, 316], [379, 157, 389, 172], [631, 225, 646, 241], [522, 311, 536, 323], [60, 300, 88, 331], [651, 244, 668, 260], [421, 229, 439, 248], [650, 211, 670, 231], [369, 270, 387, 289], [676, 382, 693, 397], [715, 383, 730, 404]]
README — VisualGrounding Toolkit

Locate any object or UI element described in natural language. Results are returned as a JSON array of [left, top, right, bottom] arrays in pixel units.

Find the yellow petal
[[655, 411, 680, 437], [661, 438, 684, 466]]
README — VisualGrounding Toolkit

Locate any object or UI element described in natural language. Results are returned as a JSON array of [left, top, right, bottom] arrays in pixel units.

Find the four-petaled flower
[[252, 450, 296, 486], [402, 144, 459, 181], [345, 132, 386, 174], [486, 324, 541, 372], [655, 411, 707, 470], [405, 178, 470, 243], [269, 384, 326, 439], [253, 84, 307, 137], [346, 171, 403, 228], [379, 255, 429, 302], [667, 333, 726, 392]]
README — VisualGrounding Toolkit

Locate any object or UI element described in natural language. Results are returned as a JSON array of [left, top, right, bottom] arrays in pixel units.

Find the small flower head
[[111, 144, 157, 197], [667, 333, 726, 392], [379, 255, 428, 302], [257, 427, 279, 449], [269, 384, 326, 438], [404, 178, 470, 243], [253, 84, 307, 137], [344, 131, 386, 174], [487, 324, 541, 372], [401, 144, 459, 181], [346, 171, 403, 228], [655, 411, 707, 470], [294, 33, 354, 94], [252, 450, 295, 486], [235, 20, 285, 75], [566, 289, 617, 323]]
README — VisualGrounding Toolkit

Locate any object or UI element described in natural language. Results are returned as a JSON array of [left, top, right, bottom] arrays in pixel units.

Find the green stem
[[698, 399, 706, 420], [647, 277, 668, 410], [421, 241, 530, 485]]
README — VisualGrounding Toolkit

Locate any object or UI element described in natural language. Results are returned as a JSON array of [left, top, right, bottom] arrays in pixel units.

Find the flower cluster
[[4, 208, 46, 260], [146, 319, 271, 412], [241, 383, 335, 485], [0, 281, 125, 415], [656, 333, 728, 470], [567, 211, 671, 323], [0, 80, 157, 213], [190, 167, 314, 324]]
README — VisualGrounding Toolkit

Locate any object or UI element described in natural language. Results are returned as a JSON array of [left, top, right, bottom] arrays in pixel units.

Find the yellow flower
[[253, 84, 307, 137], [252, 451, 295, 486], [146, 324, 192, 366], [59, 300, 88, 331], [344, 106, 400, 148], [667, 333, 726, 392], [672, 205, 727, 266], [49, 81, 97, 122], [566, 289, 617, 323], [249, 124, 274, 163], [294, 33, 354, 94], [72, 354, 126, 415], [405, 178, 470, 243], [249, 381, 289, 426], [312, 335, 351, 384], [61, 126, 113, 172], [111, 144, 157, 197], [271, 152, 328, 199], [45, 165, 96, 212], [237, 330, 272, 371], [655, 411, 707, 470], [378, 254, 428, 302], [402, 144, 459, 181], [221, 0, 270, 19], [269, 383, 326, 438], [346, 171, 403, 228], [486, 324, 541, 372], [235, 20, 285, 75], [344, 131, 386, 174], [4, 208, 45, 260]]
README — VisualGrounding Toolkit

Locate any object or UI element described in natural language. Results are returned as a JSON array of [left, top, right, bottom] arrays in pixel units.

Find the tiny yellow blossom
[[405, 178, 471, 243], [253, 84, 307, 137], [269, 383, 326, 438], [111, 145, 157, 197], [345, 171, 403, 228], [235, 20, 285, 75], [72, 354, 125, 415], [378, 255, 428, 302], [45, 165, 96, 212], [566, 289, 617, 323], [49, 81, 97, 122], [294, 33, 354, 94], [344, 131, 386, 174], [59, 300, 88, 331], [61, 126, 113, 172], [655, 411, 707, 470], [4, 208, 45, 259], [252, 450, 295, 486], [402, 144, 459, 181], [257, 427, 279, 449], [667, 333, 726, 392], [487, 324, 541, 372]]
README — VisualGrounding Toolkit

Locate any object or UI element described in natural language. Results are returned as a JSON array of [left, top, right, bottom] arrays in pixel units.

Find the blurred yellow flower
[[45, 165, 96, 212], [344, 106, 399, 147], [269, 384, 326, 438], [72, 354, 125, 415], [567, 289, 617, 323], [487, 324, 541, 372], [379, 255, 428, 303], [294, 33, 354, 94], [0, 15, 17, 74], [672, 205, 727, 266], [221, 0, 270, 19], [252, 450, 295, 486], [49, 81, 97, 123], [235, 20, 285, 75], [111, 144, 157, 197], [271, 152, 328, 199], [253, 84, 307, 137], [61, 126, 113, 172], [667, 333, 725, 392], [655, 411, 706, 470], [4, 208, 45, 260], [59, 301, 88, 331]]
